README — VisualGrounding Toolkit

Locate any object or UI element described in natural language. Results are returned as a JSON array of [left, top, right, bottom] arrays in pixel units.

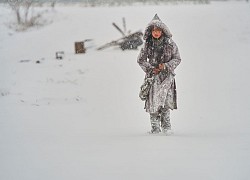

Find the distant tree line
[[0, 0, 211, 6]]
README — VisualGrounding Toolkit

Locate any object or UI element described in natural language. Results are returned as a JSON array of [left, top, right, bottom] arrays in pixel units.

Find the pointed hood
[[143, 14, 172, 40]]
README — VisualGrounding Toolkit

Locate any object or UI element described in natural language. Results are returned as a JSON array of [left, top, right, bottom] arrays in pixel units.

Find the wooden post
[[75, 41, 86, 54], [122, 17, 126, 34]]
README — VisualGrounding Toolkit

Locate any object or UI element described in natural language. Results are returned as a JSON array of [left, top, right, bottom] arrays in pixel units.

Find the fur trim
[[143, 14, 172, 40]]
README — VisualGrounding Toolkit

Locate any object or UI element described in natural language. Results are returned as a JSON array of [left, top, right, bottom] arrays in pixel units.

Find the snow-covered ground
[[1, 1, 250, 180]]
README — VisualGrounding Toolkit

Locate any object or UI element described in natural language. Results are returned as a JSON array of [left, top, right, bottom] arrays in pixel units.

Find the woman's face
[[151, 27, 162, 39]]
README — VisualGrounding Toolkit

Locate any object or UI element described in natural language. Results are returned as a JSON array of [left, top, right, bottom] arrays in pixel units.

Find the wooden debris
[[97, 31, 143, 51], [55, 51, 64, 59], [97, 17, 143, 51], [20, 59, 31, 63]]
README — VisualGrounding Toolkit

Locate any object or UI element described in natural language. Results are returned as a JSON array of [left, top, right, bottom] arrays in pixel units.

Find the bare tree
[[24, 0, 32, 24], [8, 0, 44, 30], [8, 0, 22, 24]]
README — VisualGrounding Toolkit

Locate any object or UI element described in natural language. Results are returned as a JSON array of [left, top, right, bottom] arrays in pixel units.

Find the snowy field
[[1, 1, 250, 180]]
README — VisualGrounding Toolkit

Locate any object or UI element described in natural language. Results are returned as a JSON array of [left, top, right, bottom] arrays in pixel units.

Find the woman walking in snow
[[138, 14, 181, 134]]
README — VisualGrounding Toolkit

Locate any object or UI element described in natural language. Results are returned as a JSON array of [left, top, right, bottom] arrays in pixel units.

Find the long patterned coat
[[137, 14, 181, 114]]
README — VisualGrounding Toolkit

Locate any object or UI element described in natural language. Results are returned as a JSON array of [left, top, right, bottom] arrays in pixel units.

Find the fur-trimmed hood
[[143, 14, 172, 40]]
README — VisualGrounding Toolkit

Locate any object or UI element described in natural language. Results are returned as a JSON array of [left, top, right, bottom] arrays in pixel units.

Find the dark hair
[[152, 26, 163, 31]]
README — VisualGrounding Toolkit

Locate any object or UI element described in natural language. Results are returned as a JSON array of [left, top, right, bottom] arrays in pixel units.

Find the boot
[[150, 113, 161, 133], [160, 108, 171, 132]]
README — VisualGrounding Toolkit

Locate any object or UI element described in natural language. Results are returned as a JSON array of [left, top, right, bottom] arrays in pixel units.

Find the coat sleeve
[[137, 44, 154, 74], [164, 41, 181, 74]]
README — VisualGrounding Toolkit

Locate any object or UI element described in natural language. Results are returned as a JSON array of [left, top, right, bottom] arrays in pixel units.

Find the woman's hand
[[153, 64, 165, 75], [153, 68, 161, 75]]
